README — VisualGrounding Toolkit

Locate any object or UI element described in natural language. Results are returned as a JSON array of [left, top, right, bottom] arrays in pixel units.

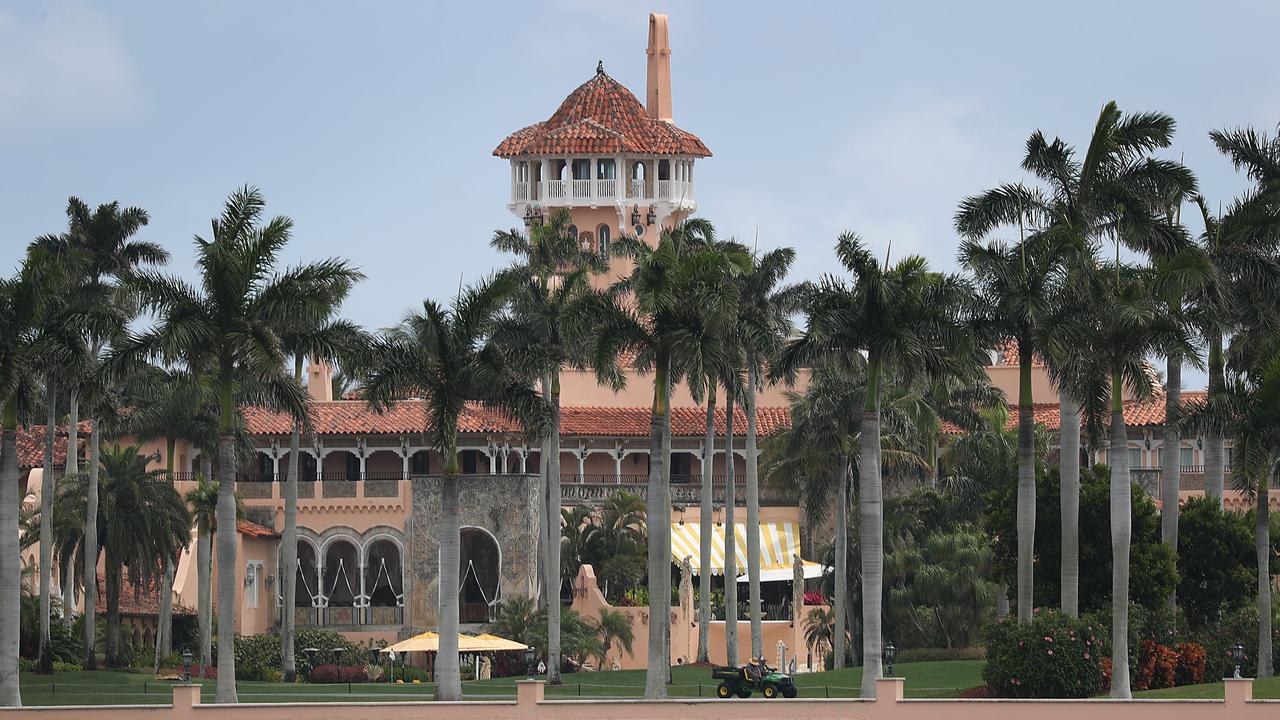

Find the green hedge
[[982, 609, 1104, 698]]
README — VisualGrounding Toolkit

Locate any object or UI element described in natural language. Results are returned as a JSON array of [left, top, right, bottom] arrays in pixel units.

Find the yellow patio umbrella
[[381, 631, 528, 654]]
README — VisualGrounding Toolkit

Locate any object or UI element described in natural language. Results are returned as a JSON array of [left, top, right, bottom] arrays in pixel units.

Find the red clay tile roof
[[237, 519, 280, 539], [242, 401, 788, 438], [988, 391, 1204, 434], [15, 423, 89, 470], [95, 574, 195, 617], [494, 69, 710, 158]]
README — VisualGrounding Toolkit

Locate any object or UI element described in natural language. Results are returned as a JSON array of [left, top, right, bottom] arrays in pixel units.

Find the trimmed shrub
[[1175, 642, 1206, 686], [982, 608, 1104, 698], [1135, 640, 1178, 690]]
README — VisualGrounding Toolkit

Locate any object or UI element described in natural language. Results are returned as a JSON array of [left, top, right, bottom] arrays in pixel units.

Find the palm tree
[[1203, 126, 1280, 506], [780, 233, 982, 697], [46, 444, 189, 667], [1180, 345, 1280, 678], [37, 197, 165, 666], [184, 474, 220, 669], [595, 608, 635, 669], [492, 208, 612, 685], [360, 273, 547, 701], [596, 220, 748, 697], [0, 248, 79, 706], [802, 607, 835, 663], [125, 186, 342, 702], [735, 246, 801, 657], [126, 366, 219, 666], [957, 102, 1195, 619], [278, 308, 365, 684], [1083, 260, 1196, 698], [957, 235, 1068, 621]]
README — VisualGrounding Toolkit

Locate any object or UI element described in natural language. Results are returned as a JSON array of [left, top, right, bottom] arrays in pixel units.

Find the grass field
[[1135, 675, 1280, 699], [17, 660, 984, 705]]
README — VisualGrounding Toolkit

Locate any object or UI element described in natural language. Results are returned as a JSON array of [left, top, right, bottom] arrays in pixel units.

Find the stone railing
[[561, 480, 790, 508], [6, 677, 1271, 720]]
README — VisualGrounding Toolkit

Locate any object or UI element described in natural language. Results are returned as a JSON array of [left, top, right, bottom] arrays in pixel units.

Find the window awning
[[669, 521, 824, 579]]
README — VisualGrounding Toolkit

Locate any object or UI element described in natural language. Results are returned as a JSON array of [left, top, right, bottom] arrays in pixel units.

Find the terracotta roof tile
[[494, 70, 710, 158], [237, 519, 280, 539], [95, 574, 194, 618], [15, 423, 90, 470], [243, 402, 789, 438]]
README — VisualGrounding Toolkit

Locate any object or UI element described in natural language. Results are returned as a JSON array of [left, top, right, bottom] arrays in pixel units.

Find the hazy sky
[[4, 0, 1279, 390]]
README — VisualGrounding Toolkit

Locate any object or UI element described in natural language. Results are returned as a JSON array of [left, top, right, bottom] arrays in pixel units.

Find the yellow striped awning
[[669, 521, 821, 577]]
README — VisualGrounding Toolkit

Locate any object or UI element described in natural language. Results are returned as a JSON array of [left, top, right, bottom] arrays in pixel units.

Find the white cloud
[[0, 4, 141, 138]]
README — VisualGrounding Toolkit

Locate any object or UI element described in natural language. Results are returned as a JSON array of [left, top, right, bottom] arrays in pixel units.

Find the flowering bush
[[804, 590, 825, 606], [982, 608, 1104, 698], [1175, 642, 1206, 686], [1135, 640, 1179, 690]]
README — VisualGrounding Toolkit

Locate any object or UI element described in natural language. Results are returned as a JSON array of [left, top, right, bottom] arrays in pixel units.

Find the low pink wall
[[0, 678, 1270, 719]]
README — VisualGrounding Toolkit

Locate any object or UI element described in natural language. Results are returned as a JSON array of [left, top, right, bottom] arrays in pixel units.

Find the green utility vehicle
[[711, 659, 798, 699]]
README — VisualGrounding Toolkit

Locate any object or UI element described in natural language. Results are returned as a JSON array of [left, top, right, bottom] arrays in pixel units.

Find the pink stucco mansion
[[15, 12, 1240, 671]]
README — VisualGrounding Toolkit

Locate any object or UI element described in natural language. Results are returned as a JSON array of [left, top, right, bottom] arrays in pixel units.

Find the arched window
[[566, 224, 578, 241], [597, 224, 611, 256]]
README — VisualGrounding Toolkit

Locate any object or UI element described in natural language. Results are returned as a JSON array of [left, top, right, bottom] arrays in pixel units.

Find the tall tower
[[493, 13, 710, 284]]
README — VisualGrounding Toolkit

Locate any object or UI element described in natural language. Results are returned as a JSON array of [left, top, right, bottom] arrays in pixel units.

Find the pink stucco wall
[[1, 677, 1269, 719]]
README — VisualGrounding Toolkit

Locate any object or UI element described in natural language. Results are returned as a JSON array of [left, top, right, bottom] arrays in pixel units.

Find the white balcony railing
[[524, 177, 694, 205]]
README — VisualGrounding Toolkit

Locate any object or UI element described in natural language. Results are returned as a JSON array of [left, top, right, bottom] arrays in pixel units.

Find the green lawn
[[1136, 675, 1280, 699], [18, 660, 984, 705]]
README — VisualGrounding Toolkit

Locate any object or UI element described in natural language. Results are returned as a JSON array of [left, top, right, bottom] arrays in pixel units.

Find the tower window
[[597, 224, 611, 256], [571, 159, 591, 180], [597, 159, 616, 179]]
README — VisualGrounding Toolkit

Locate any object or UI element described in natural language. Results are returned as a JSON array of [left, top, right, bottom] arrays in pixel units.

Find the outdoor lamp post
[[389, 650, 398, 683], [645, 205, 656, 226], [181, 648, 193, 683], [884, 642, 897, 678], [524, 647, 536, 679], [303, 647, 319, 679], [1230, 643, 1246, 678]]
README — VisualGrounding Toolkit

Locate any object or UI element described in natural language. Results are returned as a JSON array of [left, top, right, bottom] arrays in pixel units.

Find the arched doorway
[[364, 539, 403, 625], [459, 528, 500, 623], [323, 538, 359, 625], [291, 541, 319, 626]]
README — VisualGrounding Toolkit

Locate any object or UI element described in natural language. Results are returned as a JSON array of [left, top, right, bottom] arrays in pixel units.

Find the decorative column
[[487, 441, 498, 474], [400, 436, 410, 475], [518, 446, 528, 474], [357, 560, 368, 625], [577, 445, 587, 482], [270, 439, 281, 480], [614, 444, 624, 484], [357, 436, 367, 478]]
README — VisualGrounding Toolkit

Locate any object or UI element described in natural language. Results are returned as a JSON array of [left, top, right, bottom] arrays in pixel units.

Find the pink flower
[[1044, 636, 1053, 642], [1084, 653, 1090, 660], [1047, 650, 1054, 656], [1018, 640, 1024, 647]]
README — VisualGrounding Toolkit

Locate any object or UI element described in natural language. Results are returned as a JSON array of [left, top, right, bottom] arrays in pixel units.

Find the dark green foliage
[[885, 526, 998, 649], [984, 463, 1177, 612], [222, 629, 365, 681], [982, 609, 1105, 697], [560, 493, 646, 602], [1176, 497, 1254, 629]]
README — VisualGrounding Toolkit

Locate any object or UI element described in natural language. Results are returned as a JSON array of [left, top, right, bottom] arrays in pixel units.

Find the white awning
[[669, 521, 822, 579]]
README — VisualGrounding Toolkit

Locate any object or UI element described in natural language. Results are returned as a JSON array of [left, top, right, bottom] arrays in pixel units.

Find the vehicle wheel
[[716, 683, 732, 699], [762, 684, 778, 699], [783, 685, 798, 699], [737, 687, 751, 699]]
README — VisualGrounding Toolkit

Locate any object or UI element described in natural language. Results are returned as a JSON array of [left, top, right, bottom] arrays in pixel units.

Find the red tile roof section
[[242, 401, 789, 438], [494, 70, 710, 158], [95, 574, 195, 617], [237, 519, 281, 539], [14, 422, 90, 470]]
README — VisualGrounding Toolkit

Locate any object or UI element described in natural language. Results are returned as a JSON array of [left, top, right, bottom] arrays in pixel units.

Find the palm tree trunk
[[436, 465, 462, 701], [281, 355, 303, 683], [537, 417, 550, 610], [62, 391, 78, 628], [661, 390, 674, 684], [1160, 358, 1181, 611], [745, 365, 763, 658], [1109, 374, 1132, 699], [215, 405, 240, 702], [105, 553, 121, 667], [832, 458, 848, 670], [0, 404, 24, 706], [198, 455, 213, 669], [696, 384, 715, 664], [859, 357, 884, 699], [155, 561, 174, 667], [1015, 349, 1035, 623], [723, 389, 738, 665], [1060, 391, 1081, 617], [1256, 480, 1273, 678], [83, 419, 100, 670], [643, 360, 670, 699], [546, 370, 562, 685], [39, 382, 56, 673], [1204, 331, 1225, 507]]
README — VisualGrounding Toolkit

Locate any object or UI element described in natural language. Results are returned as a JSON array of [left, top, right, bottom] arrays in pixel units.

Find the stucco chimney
[[307, 358, 334, 402], [646, 13, 673, 121]]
